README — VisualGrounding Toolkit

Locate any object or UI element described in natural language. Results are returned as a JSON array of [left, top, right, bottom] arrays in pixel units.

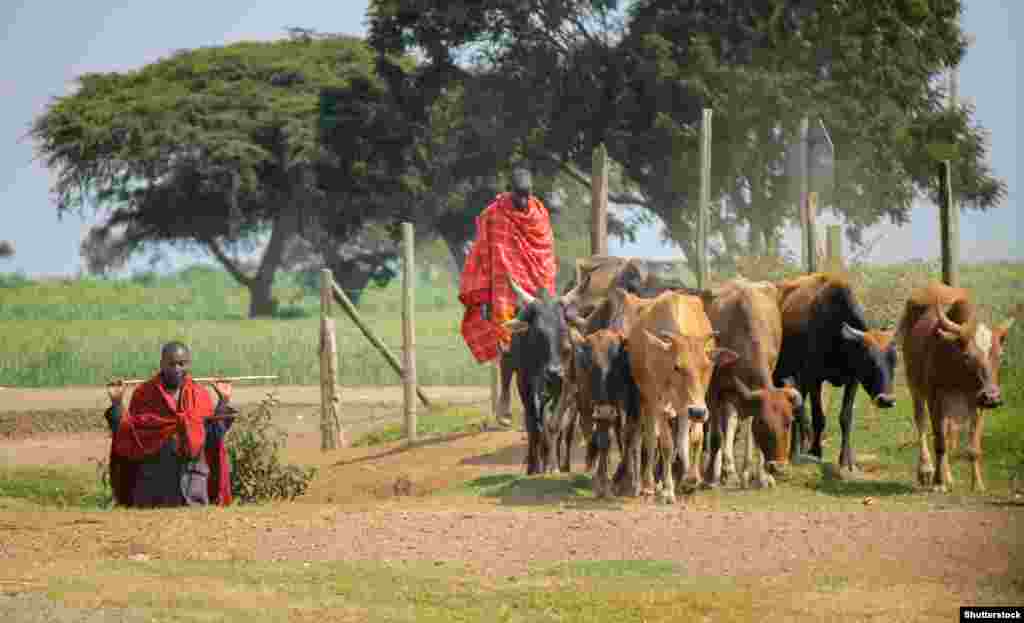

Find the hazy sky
[[2, 1, 1018, 277]]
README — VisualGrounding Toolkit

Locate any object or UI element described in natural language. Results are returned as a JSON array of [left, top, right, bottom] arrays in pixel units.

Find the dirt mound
[[300, 430, 535, 505]]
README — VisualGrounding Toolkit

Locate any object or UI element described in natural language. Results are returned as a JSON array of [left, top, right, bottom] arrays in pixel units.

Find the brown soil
[[1, 385, 1021, 614]]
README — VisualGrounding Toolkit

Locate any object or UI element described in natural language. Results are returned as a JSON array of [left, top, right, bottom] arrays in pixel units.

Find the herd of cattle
[[495, 257, 1015, 502]]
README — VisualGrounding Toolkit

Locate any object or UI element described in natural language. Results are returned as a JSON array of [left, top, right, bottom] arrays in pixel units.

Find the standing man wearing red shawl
[[105, 341, 236, 508], [459, 168, 558, 427]]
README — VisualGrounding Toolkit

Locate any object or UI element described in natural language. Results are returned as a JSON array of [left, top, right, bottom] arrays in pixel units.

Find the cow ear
[[997, 317, 1015, 335], [503, 319, 530, 334], [712, 348, 740, 368], [643, 329, 673, 352]]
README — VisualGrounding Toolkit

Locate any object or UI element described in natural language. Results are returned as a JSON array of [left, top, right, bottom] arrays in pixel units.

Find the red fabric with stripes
[[458, 193, 557, 362]]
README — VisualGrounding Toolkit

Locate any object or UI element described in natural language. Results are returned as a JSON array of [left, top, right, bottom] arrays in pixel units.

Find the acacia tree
[[32, 32, 399, 316]]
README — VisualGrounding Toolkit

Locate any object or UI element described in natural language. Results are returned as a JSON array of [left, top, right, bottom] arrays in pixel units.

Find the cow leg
[[498, 352, 515, 427], [748, 416, 776, 489], [968, 410, 986, 493], [686, 419, 704, 491], [809, 382, 827, 460], [614, 412, 641, 497], [703, 401, 725, 487], [659, 412, 678, 503], [712, 401, 737, 489], [519, 376, 543, 475], [790, 383, 810, 461], [837, 382, 859, 472], [541, 396, 559, 474], [640, 400, 659, 498], [592, 419, 612, 498], [559, 403, 577, 473], [581, 398, 598, 472], [910, 387, 934, 487], [928, 395, 950, 493]]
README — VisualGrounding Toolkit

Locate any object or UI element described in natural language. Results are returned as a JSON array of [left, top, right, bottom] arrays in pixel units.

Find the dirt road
[[0, 384, 492, 412]]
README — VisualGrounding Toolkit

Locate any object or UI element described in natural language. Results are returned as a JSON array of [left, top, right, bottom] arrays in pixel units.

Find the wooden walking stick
[[109, 375, 279, 385]]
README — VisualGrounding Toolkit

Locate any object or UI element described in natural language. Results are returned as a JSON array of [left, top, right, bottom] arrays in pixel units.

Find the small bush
[[226, 392, 317, 503]]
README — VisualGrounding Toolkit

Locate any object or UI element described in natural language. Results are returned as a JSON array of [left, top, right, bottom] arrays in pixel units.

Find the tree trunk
[[248, 275, 277, 317], [246, 203, 300, 318]]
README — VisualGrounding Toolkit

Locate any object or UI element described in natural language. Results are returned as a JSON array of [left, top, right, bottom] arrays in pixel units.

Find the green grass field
[[1, 260, 1020, 390]]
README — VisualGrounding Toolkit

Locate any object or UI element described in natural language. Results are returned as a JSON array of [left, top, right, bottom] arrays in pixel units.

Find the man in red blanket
[[105, 341, 235, 508], [459, 168, 558, 425]]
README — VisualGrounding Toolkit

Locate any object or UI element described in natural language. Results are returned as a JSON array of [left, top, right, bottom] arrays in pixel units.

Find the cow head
[[839, 323, 898, 408], [731, 376, 802, 476], [504, 277, 567, 397], [934, 306, 1015, 409], [643, 330, 740, 422], [576, 329, 630, 418]]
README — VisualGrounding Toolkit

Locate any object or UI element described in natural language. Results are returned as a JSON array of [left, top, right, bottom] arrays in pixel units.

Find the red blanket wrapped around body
[[459, 192, 557, 362], [110, 374, 232, 506]]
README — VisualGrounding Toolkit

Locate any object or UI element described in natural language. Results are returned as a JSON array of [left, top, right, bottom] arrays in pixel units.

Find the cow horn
[[508, 276, 536, 307], [841, 322, 865, 340], [936, 305, 963, 334]]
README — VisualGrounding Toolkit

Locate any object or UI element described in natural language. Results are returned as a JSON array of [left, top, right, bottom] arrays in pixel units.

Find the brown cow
[[899, 283, 1015, 492], [703, 278, 803, 489], [623, 290, 739, 503]]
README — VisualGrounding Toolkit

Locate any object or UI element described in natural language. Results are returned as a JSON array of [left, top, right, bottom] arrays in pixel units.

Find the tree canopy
[[368, 0, 1006, 264], [32, 32, 400, 316]]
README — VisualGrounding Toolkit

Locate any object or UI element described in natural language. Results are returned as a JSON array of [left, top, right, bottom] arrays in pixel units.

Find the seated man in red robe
[[459, 167, 558, 426], [105, 341, 235, 508]]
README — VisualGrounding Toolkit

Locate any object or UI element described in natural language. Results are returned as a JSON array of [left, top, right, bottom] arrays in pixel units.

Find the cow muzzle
[[765, 460, 788, 478], [687, 406, 708, 423], [594, 404, 617, 422], [978, 386, 1003, 409], [874, 393, 896, 409]]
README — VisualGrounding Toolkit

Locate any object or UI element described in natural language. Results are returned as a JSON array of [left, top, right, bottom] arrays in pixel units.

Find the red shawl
[[459, 192, 557, 362], [109, 374, 232, 507]]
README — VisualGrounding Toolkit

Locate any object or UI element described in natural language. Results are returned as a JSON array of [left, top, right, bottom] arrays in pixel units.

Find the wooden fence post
[[697, 108, 712, 289], [591, 143, 609, 256], [826, 224, 842, 273], [806, 191, 819, 274], [401, 222, 418, 443], [330, 280, 431, 408], [939, 160, 959, 287], [319, 269, 345, 450]]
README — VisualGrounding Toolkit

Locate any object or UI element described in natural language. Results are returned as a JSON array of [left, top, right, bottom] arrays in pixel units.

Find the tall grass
[[0, 261, 1019, 393]]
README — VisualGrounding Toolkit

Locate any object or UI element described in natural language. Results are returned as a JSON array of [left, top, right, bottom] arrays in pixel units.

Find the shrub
[[226, 392, 317, 503]]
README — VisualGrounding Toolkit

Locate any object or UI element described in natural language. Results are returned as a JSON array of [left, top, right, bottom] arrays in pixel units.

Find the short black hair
[[161, 341, 191, 358]]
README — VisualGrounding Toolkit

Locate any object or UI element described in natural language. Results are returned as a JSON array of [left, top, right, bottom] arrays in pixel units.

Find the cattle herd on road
[[495, 256, 1016, 500]]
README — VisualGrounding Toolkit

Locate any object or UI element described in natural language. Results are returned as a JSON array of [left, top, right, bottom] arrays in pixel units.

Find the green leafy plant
[[226, 392, 317, 503]]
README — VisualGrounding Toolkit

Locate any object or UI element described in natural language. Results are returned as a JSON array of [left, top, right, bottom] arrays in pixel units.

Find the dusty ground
[[1, 385, 1022, 619]]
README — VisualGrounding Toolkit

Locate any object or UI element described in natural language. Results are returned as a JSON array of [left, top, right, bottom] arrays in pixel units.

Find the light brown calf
[[899, 282, 1015, 492], [623, 291, 739, 503]]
